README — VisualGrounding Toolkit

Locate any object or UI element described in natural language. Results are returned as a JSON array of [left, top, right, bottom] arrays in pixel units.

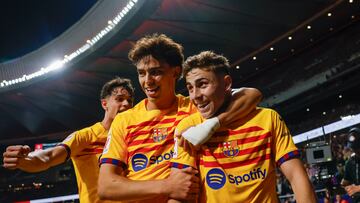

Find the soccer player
[[2, 77, 134, 203], [170, 51, 317, 203], [98, 34, 262, 202]]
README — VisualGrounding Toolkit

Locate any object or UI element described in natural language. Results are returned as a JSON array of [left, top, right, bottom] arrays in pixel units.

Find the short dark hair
[[100, 77, 134, 100], [183, 51, 230, 77], [128, 33, 184, 69]]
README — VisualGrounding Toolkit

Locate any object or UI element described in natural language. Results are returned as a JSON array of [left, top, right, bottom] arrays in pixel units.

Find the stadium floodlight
[[0, 0, 140, 90]]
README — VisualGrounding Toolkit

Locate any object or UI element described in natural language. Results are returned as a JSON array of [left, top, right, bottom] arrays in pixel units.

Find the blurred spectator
[[343, 147, 353, 161], [333, 162, 345, 186], [341, 127, 360, 203], [334, 194, 349, 203]]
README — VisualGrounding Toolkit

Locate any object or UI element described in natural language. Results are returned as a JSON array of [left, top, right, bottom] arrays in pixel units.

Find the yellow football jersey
[[100, 95, 197, 203], [171, 108, 300, 203], [61, 122, 119, 203]]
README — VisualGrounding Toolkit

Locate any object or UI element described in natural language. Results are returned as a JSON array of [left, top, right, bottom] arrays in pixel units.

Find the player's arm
[[98, 164, 199, 201], [179, 87, 262, 146], [167, 199, 182, 203], [2, 145, 67, 173], [166, 168, 198, 203], [217, 87, 262, 126], [168, 135, 199, 203], [280, 158, 317, 203], [344, 184, 360, 196]]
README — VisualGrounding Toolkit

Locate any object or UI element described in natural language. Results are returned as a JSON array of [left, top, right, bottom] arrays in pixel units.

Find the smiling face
[[109, 87, 133, 113], [185, 68, 231, 118], [102, 86, 133, 114], [136, 55, 180, 110]]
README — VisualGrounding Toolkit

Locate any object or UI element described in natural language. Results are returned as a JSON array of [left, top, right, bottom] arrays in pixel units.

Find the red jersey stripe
[[200, 153, 271, 169], [177, 111, 191, 116], [126, 130, 150, 140], [204, 142, 271, 159], [128, 139, 174, 157], [148, 161, 170, 174], [90, 142, 106, 146], [126, 118, 176, 129], [207, 132, 272, 148], [213, 126, 264, 137], [81, 148, 104, 153], [128, 133, 174, 147]]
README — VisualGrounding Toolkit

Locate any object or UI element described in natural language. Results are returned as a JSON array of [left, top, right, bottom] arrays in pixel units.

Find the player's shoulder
[[177, 94, 192, 107], [178, 112, 203, 127], [256, 107, 278, 115], [113, 99, 147, 122], [76, 122, 103, 135], [67, 123, 105, 143]]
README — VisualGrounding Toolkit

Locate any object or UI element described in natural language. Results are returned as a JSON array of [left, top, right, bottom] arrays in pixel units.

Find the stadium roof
[[0, 0, 359, 143]]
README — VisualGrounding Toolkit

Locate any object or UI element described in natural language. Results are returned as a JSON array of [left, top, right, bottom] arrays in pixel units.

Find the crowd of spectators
[[276, 125, 358, 202]]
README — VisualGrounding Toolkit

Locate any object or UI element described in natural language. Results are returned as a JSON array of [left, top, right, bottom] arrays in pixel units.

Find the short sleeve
[[171, 136, 197, 169], [61, 122, 106, 158], [100, 114, 128, 168], [171, 114, 203, 169], [271, 110, 300, 166]]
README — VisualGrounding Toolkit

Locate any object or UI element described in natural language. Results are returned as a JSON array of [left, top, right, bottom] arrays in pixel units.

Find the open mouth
[[197, 102, 209, 112], [145, 87, 159, 96]]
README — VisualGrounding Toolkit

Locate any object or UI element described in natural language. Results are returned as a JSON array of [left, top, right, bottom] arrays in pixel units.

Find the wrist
[[160, 178, 172, 197], [205, 117, 220, 130], [214, 115, 224, 126]]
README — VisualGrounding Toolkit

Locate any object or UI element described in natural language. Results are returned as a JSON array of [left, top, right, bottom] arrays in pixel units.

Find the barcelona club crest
[[222, 140, 239, 157], [152, 128, 168, 142]]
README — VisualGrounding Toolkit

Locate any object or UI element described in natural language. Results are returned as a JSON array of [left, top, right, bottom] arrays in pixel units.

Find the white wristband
[[182, 117, 220, 146]]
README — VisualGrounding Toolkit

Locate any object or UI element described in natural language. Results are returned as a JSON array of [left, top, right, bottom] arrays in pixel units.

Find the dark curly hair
[[128, 33, 184, 70], [100, 77, 134, 100]]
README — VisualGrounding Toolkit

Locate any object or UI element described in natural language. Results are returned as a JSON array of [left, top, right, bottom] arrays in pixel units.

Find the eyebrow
[[188, 77, 208, 83], [137, 66, 163, 71]]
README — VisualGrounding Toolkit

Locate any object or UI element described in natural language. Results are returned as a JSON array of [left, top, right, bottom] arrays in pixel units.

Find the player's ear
[[224, 75, 232, 92], [101, 99, 108, 111]]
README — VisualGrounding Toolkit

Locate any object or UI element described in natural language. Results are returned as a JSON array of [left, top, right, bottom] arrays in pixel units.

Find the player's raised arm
[[3, 145, 67, 173]]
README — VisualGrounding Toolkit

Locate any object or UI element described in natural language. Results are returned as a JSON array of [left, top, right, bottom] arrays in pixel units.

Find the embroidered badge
[[222, 140, 239, 157]]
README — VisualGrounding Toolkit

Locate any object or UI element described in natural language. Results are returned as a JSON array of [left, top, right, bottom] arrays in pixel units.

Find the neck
[[146, 95, 177, 111], [214, 93, 232, 117], [101, 113, 114, 130]]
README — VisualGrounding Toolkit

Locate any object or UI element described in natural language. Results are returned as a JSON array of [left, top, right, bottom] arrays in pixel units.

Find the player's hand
[[174, 128, 194, 152], [345, 184, 360, 196], [3, 145, 31, 169], [106, 98, 121, 120], [166, 167, 200, 200]]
